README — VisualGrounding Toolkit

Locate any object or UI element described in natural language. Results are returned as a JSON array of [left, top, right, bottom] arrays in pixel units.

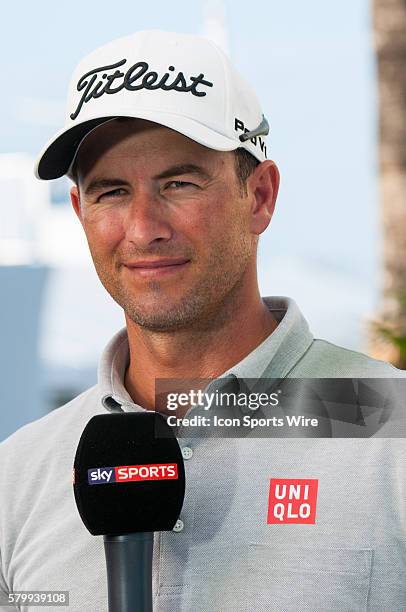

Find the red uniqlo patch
[[267, 478, 318, 524]]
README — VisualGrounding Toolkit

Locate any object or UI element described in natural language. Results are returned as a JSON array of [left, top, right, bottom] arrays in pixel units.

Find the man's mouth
[[123, 258, 191, 277]]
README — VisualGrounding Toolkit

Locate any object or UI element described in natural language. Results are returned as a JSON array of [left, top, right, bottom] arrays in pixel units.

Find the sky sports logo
[[87, 463, 178, 485]]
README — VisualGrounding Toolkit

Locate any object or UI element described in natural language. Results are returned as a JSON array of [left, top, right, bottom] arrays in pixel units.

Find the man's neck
[[123, 293, 278, 412]]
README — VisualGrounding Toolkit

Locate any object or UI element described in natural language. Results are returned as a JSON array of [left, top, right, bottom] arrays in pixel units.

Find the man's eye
[[166, 181, 195, 189], [97, 188, 127, 201]]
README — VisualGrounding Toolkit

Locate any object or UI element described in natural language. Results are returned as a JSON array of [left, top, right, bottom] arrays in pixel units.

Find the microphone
[[73, 412, 185, 612]]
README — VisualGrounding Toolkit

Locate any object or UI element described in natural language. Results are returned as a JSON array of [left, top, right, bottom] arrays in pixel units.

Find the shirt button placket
[[171, 446, 192, 534]]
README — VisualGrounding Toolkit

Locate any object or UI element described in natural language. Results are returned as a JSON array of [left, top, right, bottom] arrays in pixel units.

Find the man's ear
[[70, 185, 83, 225], [248, 160, 280, 235]]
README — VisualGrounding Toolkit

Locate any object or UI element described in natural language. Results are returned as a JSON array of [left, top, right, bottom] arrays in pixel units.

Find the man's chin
[[116, 285, 222, 332], [125, 310, 194, 332], [122, 297, 200, 332]]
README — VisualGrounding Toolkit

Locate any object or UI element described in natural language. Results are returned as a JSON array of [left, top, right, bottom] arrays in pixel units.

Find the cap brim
[[34, 112, 241, 180], [34, 117, 120, 180]]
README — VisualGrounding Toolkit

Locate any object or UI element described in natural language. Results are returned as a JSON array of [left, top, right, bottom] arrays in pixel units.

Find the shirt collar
[[222, 296, 313, 381], [97, 296, 314, 412], [98, 328, 135, 412]]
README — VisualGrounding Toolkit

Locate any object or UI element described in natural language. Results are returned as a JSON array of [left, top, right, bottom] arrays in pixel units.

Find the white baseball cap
[[35, 30, 269, 180]]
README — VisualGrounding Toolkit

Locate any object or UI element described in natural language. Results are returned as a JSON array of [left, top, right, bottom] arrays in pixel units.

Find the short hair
[[233, 148, 260, 195]]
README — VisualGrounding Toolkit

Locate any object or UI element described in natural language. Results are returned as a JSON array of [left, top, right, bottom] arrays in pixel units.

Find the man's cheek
[[179, 209, 212, 233], [84, 215, 124, 244], [200, 212, 230, 240]]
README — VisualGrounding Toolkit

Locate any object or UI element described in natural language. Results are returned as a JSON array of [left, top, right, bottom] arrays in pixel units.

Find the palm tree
[[369, 0, 406, 368]]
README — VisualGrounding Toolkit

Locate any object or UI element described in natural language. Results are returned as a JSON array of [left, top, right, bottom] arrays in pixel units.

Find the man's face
[[71, 119, 265, 332]]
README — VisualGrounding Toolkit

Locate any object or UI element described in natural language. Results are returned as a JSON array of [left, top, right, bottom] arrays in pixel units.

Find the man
[[0, 30, 405, 612]]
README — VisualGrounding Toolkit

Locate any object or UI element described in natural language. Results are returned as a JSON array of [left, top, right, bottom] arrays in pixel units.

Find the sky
[[0, 0, 382, 368]]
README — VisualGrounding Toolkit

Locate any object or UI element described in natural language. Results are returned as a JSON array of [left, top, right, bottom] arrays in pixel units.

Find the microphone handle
[[103, 532, 153, 612]]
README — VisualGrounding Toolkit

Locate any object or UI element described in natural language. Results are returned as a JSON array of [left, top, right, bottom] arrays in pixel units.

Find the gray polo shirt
[[0, 296, 405, 612]]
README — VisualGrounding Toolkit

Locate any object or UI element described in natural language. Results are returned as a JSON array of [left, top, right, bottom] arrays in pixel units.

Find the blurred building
[[0, 154, 49, 441], [0, 153, 125, 442]]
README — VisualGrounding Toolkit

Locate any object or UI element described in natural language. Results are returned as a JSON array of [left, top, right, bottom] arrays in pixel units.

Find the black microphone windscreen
[[73, 412, 185, 536]]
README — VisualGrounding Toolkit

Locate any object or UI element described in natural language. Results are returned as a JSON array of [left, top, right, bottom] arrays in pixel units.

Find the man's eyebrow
[[153, 164, 211, 181], [83, 165, 211, 195], [83, 178, 130, 197]]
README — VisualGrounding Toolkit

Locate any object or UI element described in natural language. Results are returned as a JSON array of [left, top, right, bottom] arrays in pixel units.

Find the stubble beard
[[91, 234, 255, 333]]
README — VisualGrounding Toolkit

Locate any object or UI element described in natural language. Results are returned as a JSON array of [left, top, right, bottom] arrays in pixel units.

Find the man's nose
[[123, 187, 172, 246]]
